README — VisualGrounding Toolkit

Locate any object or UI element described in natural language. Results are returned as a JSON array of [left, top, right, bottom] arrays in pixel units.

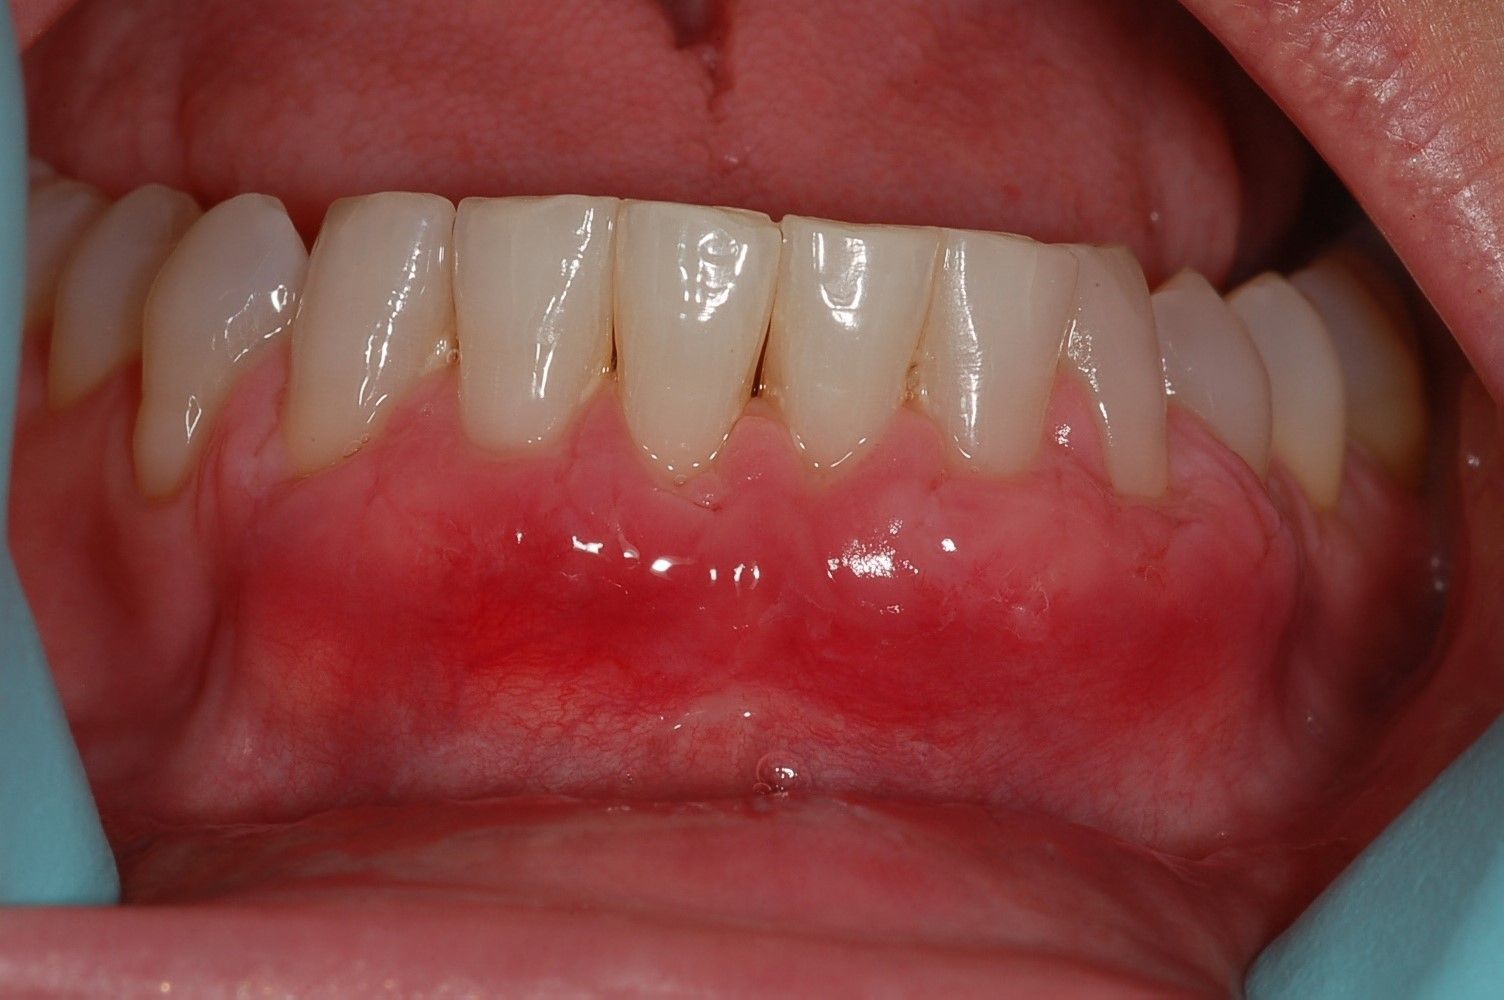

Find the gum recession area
[[9, 332, 1432, 858]]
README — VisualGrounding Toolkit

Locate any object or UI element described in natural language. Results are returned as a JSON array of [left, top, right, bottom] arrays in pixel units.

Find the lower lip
[[1, 795, 1276, 995]]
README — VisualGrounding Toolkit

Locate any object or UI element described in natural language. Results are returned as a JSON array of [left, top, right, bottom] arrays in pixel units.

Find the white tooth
[[454, 196, 617, 452], [134, 195, 308, 498], [917, 230, 1077, 475], [285, 192, 456, 474], [1151, 269, 1273, 477], [1227, 272, 1347, 509], [24, 178, 107, 328], [49, 184, 202, 408], [1290, 255, 1425, 482], [1061, 245, 1169, 497], [763, 216, 939, 470], [613, 200, 780, 476]]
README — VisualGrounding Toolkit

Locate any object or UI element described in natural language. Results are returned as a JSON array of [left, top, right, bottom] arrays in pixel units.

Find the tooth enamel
[[1150, 270, 1273, 477], [1061, 246, 1169, 497], [134, 194, 308, 497], [24, 178, 107, 328], [284, 192, 456, 474], [763, 216, 940, 470], [454, 196, 617, 452], [48, 184, 202, 408], [917, 230, 1077, 475], [1290, 255, 1425, 482], [613, 200, 780, 476], [1227, 273, 1347, 509]]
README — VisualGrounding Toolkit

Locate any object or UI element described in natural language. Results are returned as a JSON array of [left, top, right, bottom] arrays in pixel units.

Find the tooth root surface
[[455, 196, 617, 453], [613, 200, 780, 476], [25, 178, 107, 329], [1290, 255, 1425, 483], [764, 216, 940, 470], [49, 184, 202, 408], [1227, 273, 1347, 509], [918, 230, 1077, 475], [134, 194, 308, 498], [1151, 270, 1273, 477], [1062, 246, 1169, 497], [285, 192, 456, 474]]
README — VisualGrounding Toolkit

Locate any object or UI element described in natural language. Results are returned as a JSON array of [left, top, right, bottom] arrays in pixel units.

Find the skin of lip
[[3, 0, 1504, 994]]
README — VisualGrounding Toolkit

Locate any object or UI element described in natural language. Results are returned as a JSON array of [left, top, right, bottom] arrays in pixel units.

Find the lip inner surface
[[7, 0, 1501, 995]]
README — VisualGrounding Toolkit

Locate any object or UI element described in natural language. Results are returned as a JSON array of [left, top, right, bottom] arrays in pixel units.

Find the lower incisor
[[455, 195, 618, 454], [919, 230, 1078, 476], [21, 167, 1423, 509], [762, 216, 940, 472], [48, 183, 201, 408], [25, 177, 106, 329], [613, 200, 780, 478], [135, 194, 309, 498], [1228, 272, 1347, 509], [1291, 255, 1425, 484], [284, 192, 456, 475], [1062, 245, 1170, 498], [1151, 269, 1273, 479]]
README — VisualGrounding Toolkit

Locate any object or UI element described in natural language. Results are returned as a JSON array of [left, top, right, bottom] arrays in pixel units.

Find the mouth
[[5, 0, 1503, 994]]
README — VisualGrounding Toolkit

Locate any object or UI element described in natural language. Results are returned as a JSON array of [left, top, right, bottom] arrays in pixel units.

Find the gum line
[[24, 169, 1427, 519]]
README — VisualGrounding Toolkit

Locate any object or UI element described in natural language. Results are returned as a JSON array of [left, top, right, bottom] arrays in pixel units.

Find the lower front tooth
[[25, 178, 106, 329], [135, 194, 308, 498], [49, 184, 202, 408], [763, 216, 940, 471], [1290, 254, 1425, 483], [1062, 246, 1169, 497], [918, 230, 1077, 475], [455, 196, 617, 453], [1151, 269, 1273, 477], [1227, 273, 1347, 509], [285, 192, 456, 474], [614, 200, 780, 477]]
